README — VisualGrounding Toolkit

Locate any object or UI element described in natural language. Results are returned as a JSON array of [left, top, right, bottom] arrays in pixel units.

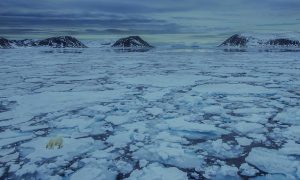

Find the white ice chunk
[[0, 129, 22, 139], [0, 152, 19, 163], [219, 164, 239, 177], [274, 107, 300, 125], [139, 159, 148, 168], [53, 117, 94, 133], [15, 163, 38, 177], [164, 116, 228, 138], [155, 131, 188, 144], [235, 137, 253, 146], [115, 160, 133, 174], [106, 110, 137, 125], [239, 163, 259, 176], [0, 148, 15, 156], [247, 133, 267, 142], [252, 174, 292, 180], [0, 135, 33, 147], [0, 167, 5, 177], [246, 147, 300, 178], [121, 74, 208, 87], [146, 107, 163, 116], [204, 164, 238, 179], [279, 141, 300, 156], [198, 139, 243, 159], [133, 142, 203, 169], [106, 115, 130, 125], [70, 161, 116, 180], [201, 105, 225, 114], [9, 163, 21, 173], [283, 126, 300, 141], [193, 83, 275, 95], [106, 131, 132, 148], [20, 125, 48, 132], [233, 122, 265, 134], [127, 163, 188, 180], [143, 88, 170, 101], [87, 104, 112, 113]]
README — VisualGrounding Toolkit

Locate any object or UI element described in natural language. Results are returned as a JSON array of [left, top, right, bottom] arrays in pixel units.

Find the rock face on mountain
[[112, 36, 153, 48], [266, 39, 300, 47], [36, 36, 87, 48], [0, 37, 13, 49], [219, 34, 249, 47], [220, 34, 300, 48], [9, 39, 37, 47], [1, 36, 87, 48]]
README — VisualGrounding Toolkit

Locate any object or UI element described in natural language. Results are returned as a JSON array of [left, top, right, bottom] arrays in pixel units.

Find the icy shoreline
[[0, 47, 300, 179]]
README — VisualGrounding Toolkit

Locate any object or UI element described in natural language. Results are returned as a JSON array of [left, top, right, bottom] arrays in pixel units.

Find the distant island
[[1, 34, 300, 50], [220, 34, 300, 47], [0, 36, 87, 48]]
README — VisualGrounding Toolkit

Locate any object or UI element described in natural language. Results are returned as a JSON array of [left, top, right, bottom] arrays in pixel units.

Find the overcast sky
[[1, 0, 300, 38]]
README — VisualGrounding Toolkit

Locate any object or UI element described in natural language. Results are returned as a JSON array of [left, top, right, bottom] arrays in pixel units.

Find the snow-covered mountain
[[35, 36, 87, 48], [220, 33, 300, 48], [0, 37, 13, 49], [1, 36, 87, 48], [9, 39, 37, 47], [112, 36, 154, 48]]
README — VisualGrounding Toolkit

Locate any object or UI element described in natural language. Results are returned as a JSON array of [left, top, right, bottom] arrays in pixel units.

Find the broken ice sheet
[[1, 45, 300, 179]]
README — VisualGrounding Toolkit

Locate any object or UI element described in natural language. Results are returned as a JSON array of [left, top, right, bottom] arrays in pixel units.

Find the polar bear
[[46, 136, 64, 149]]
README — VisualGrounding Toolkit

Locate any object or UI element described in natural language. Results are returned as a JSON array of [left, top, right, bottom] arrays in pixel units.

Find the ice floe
[[1, 45, 300, 179], [246, 147, 300, 179]]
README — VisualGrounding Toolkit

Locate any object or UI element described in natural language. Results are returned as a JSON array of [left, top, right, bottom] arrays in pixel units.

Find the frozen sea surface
[[0, 46, 300, 179]]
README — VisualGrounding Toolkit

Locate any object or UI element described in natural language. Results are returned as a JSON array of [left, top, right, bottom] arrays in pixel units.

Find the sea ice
[[274, 107, 300, 125], [239, 163, 259, 176], [1, 44, 300, 179], [126, 163, 188, 180], [232, 122, 265, 134], [246, 147, 300, 179], [235, 137, 253, 146]]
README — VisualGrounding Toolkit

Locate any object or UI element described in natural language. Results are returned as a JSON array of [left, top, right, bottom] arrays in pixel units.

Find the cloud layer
[[1, 0, 299, 38]]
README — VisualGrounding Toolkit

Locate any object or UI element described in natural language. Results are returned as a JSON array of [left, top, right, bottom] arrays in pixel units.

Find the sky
[[1, 0, 300, 39]]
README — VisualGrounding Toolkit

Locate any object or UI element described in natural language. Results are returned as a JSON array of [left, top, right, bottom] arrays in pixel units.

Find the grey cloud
[[1, 0, 300, 37]]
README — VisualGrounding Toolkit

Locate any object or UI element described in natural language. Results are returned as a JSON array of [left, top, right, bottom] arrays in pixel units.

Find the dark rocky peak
[[36, 36, 87, 48], [1, 36, 87, 48], [112, 36, 153, 48], [0, 37, 13, 49], [219, 34, 249, 47], [220, 34, 300, 49], [266, 38, 300, 47]]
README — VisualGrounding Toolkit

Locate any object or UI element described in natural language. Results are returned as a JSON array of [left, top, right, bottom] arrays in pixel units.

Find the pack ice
[[0, 42, 300, 179]]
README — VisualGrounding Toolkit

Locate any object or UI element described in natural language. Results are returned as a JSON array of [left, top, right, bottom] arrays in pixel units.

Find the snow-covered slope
[[112, 36, 154, 49], [9, 39, 37, 47], [2, 36, 87, 48], [0, 37, 12, 49], [36, 36, 87, 48], [220, 33, 300, 49]]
